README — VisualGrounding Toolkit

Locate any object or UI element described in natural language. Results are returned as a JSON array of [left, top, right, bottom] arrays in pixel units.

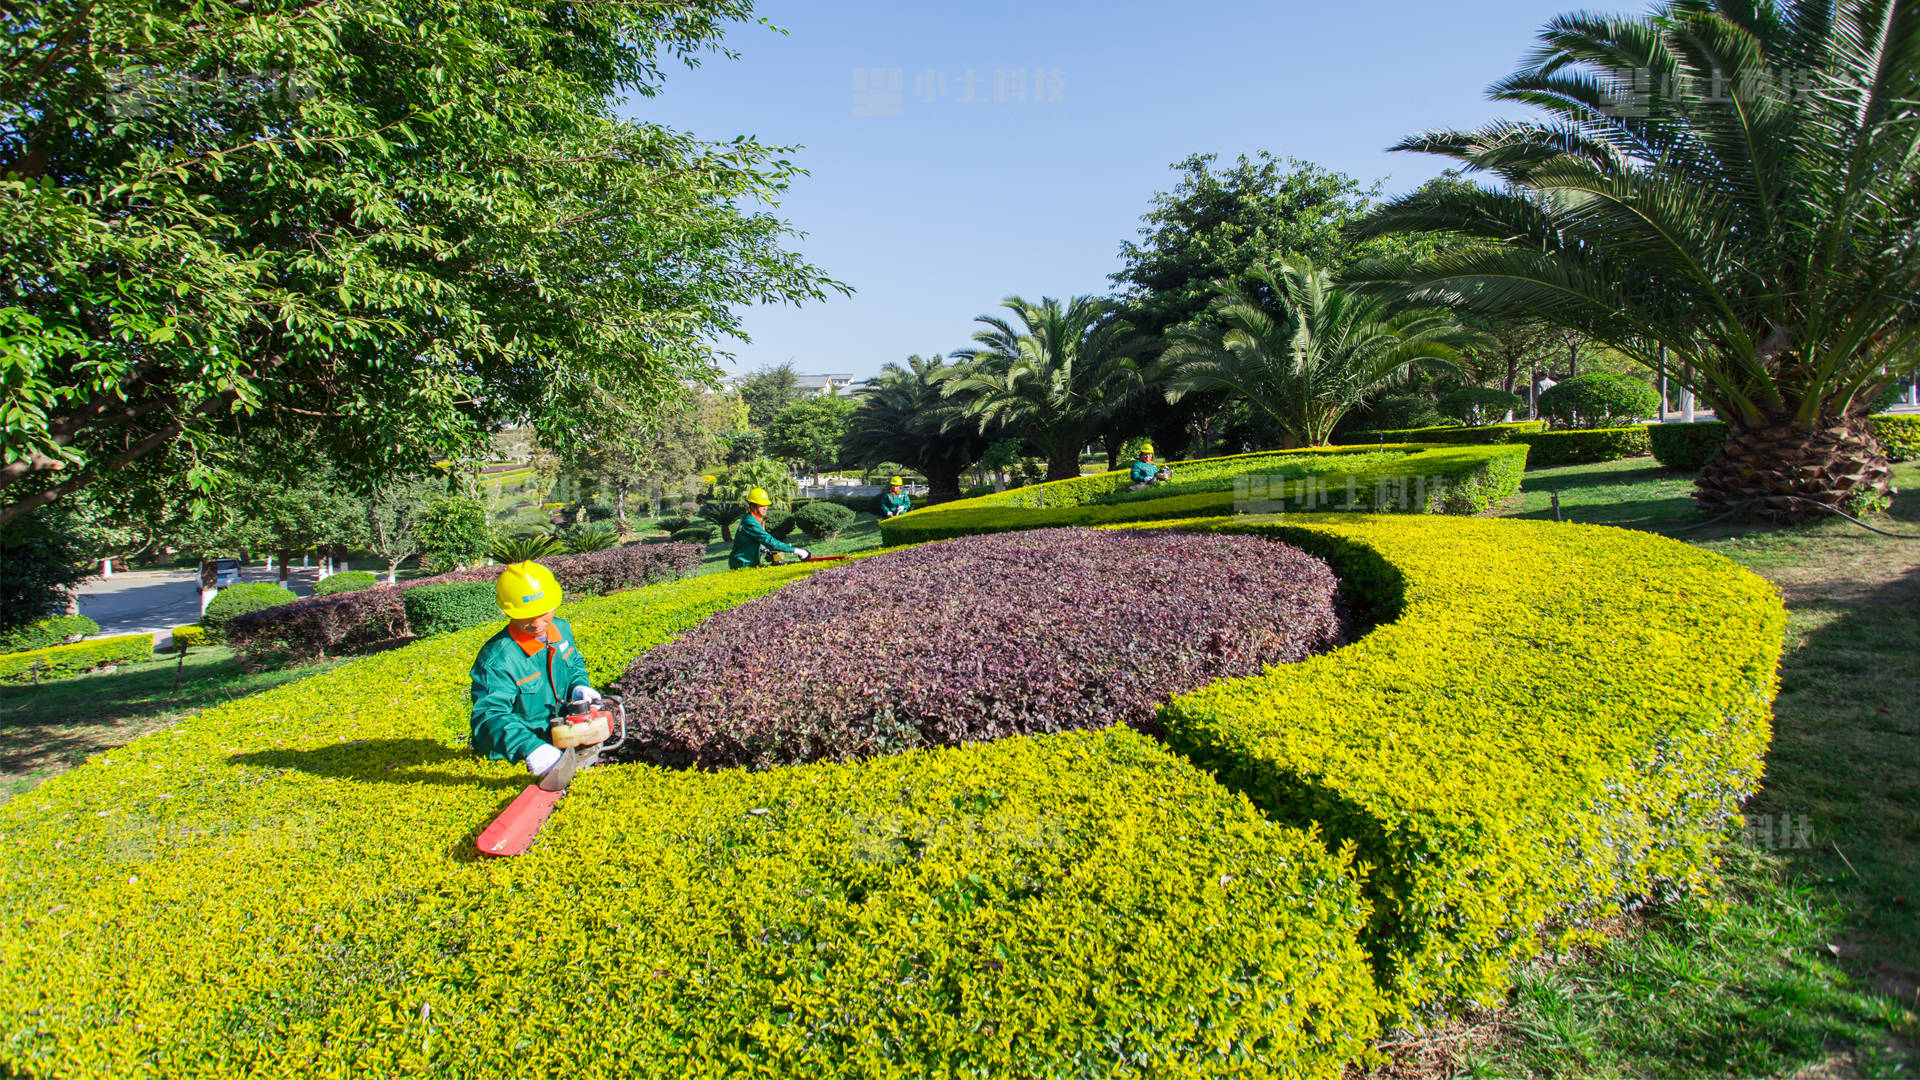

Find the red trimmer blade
[[476, 784, 565, 857]]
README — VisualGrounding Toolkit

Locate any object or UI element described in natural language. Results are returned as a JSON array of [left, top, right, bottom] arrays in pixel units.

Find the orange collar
[[506, 623, 548, 656]]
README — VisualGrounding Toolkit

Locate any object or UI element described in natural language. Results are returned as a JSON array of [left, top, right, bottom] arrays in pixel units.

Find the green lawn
[[1436, 455, 1920, 1079], [0, 644, 344, 803]]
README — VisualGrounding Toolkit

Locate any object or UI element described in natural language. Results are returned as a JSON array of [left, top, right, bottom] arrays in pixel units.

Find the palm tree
[[943, 296, 1151, 481], [840, 354, 990, 499], [1162, 259, 1475, 446], [1361, 0, 1920, 520]]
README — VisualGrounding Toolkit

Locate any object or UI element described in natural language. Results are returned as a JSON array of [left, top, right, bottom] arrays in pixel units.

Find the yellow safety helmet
[[744, 487, 773, 506], [1140, 442, 1154, 454], [496, 561, 561, 620], [889, 476, 903, 486]]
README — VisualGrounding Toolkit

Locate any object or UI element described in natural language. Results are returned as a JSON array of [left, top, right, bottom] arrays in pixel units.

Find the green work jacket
[[879, 490, 912, 518], [728, 511, 797, 570], [1130, 459, 1159, 484], [469, 617, 591, 764]]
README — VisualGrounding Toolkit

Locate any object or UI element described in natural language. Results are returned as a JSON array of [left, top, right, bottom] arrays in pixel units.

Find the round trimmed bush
[[0, 614, 100, 654], [669, 524, 718, 545], [199, 582, 297, 641], [609, 528, 1342, 770], [1537, 372, 1660, 429], [791, 501, 855, 542], [312, 570, 379, 596], [401, 580, 501, 637]]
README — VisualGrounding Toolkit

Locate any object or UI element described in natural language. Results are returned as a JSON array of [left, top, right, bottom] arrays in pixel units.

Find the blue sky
[[627, 0, 1587, 380]]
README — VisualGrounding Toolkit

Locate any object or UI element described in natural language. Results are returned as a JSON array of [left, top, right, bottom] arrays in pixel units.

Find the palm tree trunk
[[922, 462, 965, 501], [1696, 413, 1893, 522], [1045, 454, 1081, 482]]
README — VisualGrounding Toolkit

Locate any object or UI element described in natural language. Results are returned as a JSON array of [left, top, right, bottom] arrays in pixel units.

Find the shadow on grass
[[230, 737, 524, 793]]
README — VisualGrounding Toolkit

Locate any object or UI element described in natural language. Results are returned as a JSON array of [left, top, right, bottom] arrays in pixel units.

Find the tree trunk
[[924, 462, 965, 502], [1045, 454, 1081, 482], [278, 549, 290, 584], [1697, 413, 1893, 522]]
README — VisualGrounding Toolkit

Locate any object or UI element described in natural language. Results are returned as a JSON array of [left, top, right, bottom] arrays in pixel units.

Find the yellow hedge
[[1153, 515, 1784, 1019], [0, 632, 153, 683], [0, 562, 1383, 1079]]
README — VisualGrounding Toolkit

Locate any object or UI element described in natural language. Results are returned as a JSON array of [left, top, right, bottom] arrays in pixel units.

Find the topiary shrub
[[199, 582, 297, 642], [1437, 387, 1525, 426], [610, 529, 1342, 771], [761, 507, 797, 541], [791, 501, 855, 542], [670, 525, 719, 546], [0, 633, 153, 683], [1514, 426, 1653, 467], [312, 570, 379, 596], [0, 614, 100, 654], [400, 582, 500, 637], [1536, 372, 1660, 429], [168, 625, 208, 652]]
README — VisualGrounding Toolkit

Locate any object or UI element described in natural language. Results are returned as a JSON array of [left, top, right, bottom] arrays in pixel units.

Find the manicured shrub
[[652, 515, 690, 534], [880, 445, 1530, 546], [0, 633, 153, 683], [760, 507, 797, 540], [670, 525, 718, 545], [1514, 426, 1652, 467], [1157, 515, 1783, 1019], [1368, 393, 1447, 429], [1536, 372, 1660, 429], [791, 501, 855, 541], [0, 614, 100, 654], [1333, 421, 1546, 446], [1647, 422, 1730, 472], [1437, 387, 1525, 426], [168, 625, 208, 651], [312, 570, 379, 596], [199, 582, 297, 642], [0, 562, 1387, 1078], [610, 529, 1342, 771], [401, 581, 501, 637]]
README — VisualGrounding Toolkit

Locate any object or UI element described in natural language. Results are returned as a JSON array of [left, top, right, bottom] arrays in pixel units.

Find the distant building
[[794, 373, 857, 397]]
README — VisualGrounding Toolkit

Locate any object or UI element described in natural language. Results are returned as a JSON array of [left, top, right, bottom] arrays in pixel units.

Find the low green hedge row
[[1648, 415, 1920, 471], [1153, 515, 1783, 1018], [0, 633, 154, 683], [169, 625, 208, 651], [1334, 420, 1546, 445], [1512, 425, 1653, 467], [312, 570, 380, 596], [879, 445, 1529, 546], [0, 614, 101, 654], [400, 581, 502, 637], [0, 561, 1384, 1078]]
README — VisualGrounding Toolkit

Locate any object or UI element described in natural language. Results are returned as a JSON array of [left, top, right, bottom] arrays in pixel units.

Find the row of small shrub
[[1513, 425, 1653, 467], [222, 543, 704, 665], [0, 615, 101, 654], [1648, 415, 1920, 472], [608, 529, 1343, 770], [880, 445, 1529, 545], [0, 633, 153, 683], [0, 560, 1386, 1078], [1335, 420, 1546, 445]]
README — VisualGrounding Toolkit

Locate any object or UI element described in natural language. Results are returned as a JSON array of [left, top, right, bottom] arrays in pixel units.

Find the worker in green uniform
[[469, 561, 607, 778], [1129, 442, 1169, 490], [878, 476, 913, 519], [728, 486, 810, 570]]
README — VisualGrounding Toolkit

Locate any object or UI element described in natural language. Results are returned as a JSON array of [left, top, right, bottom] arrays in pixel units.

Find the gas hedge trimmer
[[475, 697, 626, 858]]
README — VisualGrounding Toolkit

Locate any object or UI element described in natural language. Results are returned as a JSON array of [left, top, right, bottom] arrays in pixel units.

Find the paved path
[[75, 565, 335, 643]]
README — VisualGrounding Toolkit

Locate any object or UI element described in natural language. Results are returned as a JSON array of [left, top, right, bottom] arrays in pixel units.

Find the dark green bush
[[313, 571, 380, 596], [762, 508, 797, 540], [0, 615, 101, 654], [1515, 427, 1652, 467], [1438, 387, 1525, 426], [1333, 421, 1545, 446], [793, 501, 855, 541], [1646, 422, 1728, 472], [1368, 394, 1448, 430], [670, 524, 719, 546], [653, 516, 691, 534], [200, 583, 298, 642], [401, 582, 501, 637], [1537, 373, 1659, 429]]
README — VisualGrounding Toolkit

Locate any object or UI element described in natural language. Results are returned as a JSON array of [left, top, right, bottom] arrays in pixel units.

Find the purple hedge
[[226, 542, 704, 665], [608, 528, 1342, 770]]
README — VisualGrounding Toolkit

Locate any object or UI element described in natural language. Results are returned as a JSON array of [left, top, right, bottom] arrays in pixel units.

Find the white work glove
[[524, 742, 563, 778], [570, 685, 602, 703], [793, 547, 811, 561]]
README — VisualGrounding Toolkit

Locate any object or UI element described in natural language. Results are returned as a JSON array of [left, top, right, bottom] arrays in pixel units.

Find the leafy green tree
[[415, 495, 493, 574], [945, 297, 1149, 481], [365, 481, 431, 582], [766, 395, 856, 483], [0, 0, 843, 527], [1162, 259, 1475, 446], [1362, 0, 1920, 518], [0, 510, 94, 630], [738, 363, 802, 428], [841, 354, 990, 499], [569, 390, 722, 529]]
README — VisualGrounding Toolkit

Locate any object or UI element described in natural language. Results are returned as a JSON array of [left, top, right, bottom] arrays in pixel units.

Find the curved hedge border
[[1512, 425, 1652, 467], [0, 516, 1782, 1073], [0, 632, 153, 683], [0, 561, 1383, 1079], [1335, 421, 1545, 445], [1649, 415, 1920, 472], [879, 445, 1528, 546]]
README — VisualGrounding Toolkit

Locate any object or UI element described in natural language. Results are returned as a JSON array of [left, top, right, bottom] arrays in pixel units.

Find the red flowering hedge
[[225, 543, 704, 665], [608, 528, 1342, 770]]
